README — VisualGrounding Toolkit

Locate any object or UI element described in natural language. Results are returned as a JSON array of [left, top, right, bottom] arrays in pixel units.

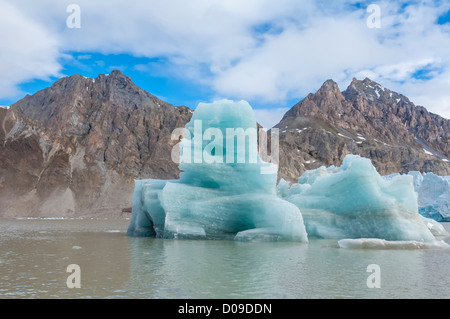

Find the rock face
[[275, 78, 450, 182], [0, 70, 192, 217]]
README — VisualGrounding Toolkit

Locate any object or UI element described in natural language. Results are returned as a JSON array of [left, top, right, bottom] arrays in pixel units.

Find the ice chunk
[[384, 171, 450, 221], [127, 179, 178, 237], [421, 216, 448, 237], [414, 172, 450, 222], [127, 99, 308, 242], [338, 238, 449, 249], [280, 155, 436, 242]]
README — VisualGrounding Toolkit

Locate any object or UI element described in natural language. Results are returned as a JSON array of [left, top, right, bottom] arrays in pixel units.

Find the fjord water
[[0, 219, 449, 299]]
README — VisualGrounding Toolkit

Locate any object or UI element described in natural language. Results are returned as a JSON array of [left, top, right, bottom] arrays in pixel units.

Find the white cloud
[[390, 74, 450, 119], [253, 107, 290, 129], [212, 16, 385, 102], [0, 2, 61, 99], [1, 0, 450, 119]]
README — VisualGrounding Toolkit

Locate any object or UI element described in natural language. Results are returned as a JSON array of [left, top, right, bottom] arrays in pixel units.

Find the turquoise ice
[[384, 172, 450, 222], [128, 99, 444, 245], [127, 100, 308, 242], [416, 173, 450, 222], [279, 155, 438, 242]]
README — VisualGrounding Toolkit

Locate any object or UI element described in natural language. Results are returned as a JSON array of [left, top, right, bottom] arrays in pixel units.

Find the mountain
[[275, 77, 449, 182], [0, 70, 192, 217], [0, 72, 448, 218]]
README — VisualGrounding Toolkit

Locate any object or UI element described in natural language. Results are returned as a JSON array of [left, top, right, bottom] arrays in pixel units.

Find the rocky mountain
[[275, 77, 449, 182], [0, 71, 448, 218], [0, 70, 192, 218]]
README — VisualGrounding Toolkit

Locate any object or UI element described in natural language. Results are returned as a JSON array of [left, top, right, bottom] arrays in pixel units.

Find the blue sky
[[1, 0, 449, 128], [18, 52, 218, 109], [5, 51, 302, 125]]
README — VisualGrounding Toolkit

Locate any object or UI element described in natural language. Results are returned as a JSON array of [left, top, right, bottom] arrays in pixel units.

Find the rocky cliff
[[0, 70, 192, 217], [275, 77, 449, 182]]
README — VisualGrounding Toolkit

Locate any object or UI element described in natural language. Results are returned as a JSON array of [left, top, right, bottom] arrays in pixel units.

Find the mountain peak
[[8, 70, 175, 140], [96, 69, 130, 81], [280, 79, 345, 120], [109, 69, 126, 76], [342, 77, 408, 104], [317, 79, 340, 93], [347, 76, 383, 90], [276, 76, 449, 182], [315, 78, 345, 105], [0, 70, 194, 218], [53, 69, 131, 87]]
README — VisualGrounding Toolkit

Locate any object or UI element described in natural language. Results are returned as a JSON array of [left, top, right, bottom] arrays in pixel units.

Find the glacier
[[278, 155, 442, 242], [385, 172, 450, 222], [128, 99, 447, 246], [127, 99, 308, 242]]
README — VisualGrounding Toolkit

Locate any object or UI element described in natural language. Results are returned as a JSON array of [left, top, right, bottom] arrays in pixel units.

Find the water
[[0, 218, 449, 299]]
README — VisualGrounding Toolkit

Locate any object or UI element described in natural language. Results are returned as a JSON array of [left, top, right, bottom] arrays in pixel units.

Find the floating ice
[[128, 100, 445, 247], [279, 155, 438, 242], [127, 100, 308, 242], [421, 216, 448, 237], [413, 172, 450, 222], [385, 171, 450, 222], [338, 238, 449, 250]]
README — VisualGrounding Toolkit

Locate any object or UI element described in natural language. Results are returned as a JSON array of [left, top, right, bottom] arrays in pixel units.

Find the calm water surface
[[0, 219, 449, 299]]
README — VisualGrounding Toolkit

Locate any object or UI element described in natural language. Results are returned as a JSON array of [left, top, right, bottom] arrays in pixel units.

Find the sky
[[0, 0, 449, 129]]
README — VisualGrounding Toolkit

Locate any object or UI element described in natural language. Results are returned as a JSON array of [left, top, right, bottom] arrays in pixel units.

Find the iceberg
[[421, 216, 448, 237], [127, 99, 308, 242], [128, 98, 445, 247], [278, 155, 439, 242], [384, 172, 450, 222], [411, 172, 450, 222]]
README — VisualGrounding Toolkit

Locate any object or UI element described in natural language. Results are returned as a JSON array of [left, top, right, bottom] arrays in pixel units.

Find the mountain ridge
[[0, 70, 192, 218], [275, 77, 449, 182]]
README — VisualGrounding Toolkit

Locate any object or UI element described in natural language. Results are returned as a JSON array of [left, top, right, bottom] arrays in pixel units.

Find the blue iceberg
[[128, 99, 445, 246], [278, 155, 439, 242], [409, 172, 449, 222], [127, 100, 308, 242], [384, 172, 450, 222]]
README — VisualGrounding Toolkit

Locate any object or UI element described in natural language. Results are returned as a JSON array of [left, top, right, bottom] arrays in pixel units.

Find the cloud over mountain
[[1, 0, 449, 118]]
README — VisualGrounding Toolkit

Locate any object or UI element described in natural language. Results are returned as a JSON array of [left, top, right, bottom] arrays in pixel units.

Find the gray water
[[0, 218, 449, 299]]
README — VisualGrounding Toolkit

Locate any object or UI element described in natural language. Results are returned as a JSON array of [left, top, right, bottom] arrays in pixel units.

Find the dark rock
[[0, 70, 192, 218], [276, 78, 449, 182]]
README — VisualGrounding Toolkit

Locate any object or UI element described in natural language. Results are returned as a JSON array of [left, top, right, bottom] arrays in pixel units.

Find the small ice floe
[[337, 238, 449, 250]]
